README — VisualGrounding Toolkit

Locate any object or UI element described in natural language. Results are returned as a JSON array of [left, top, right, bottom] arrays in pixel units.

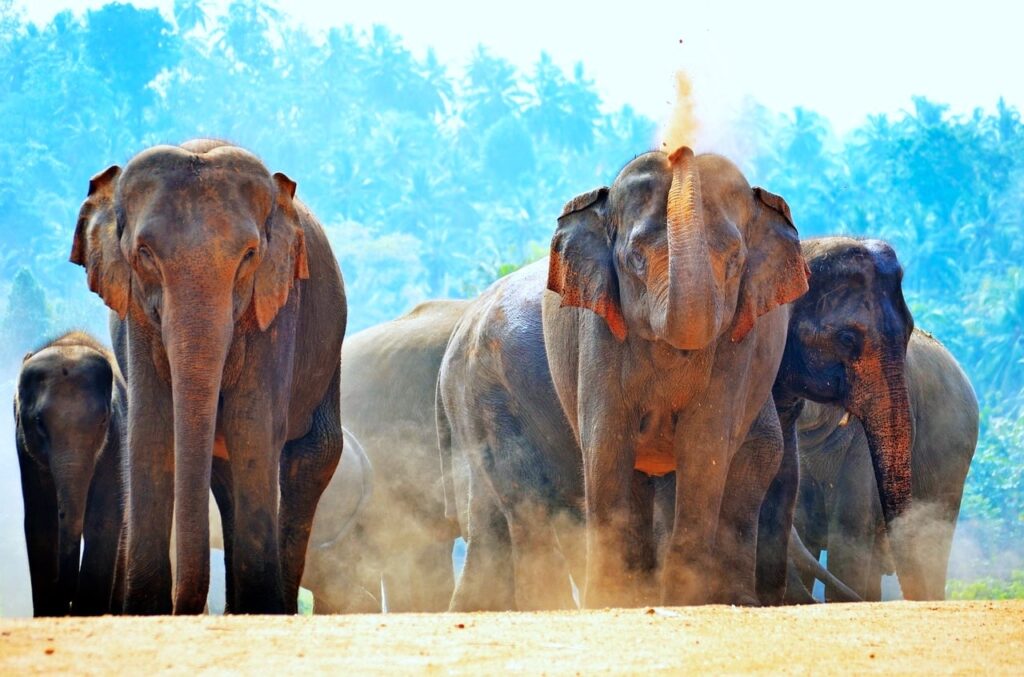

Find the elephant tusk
[[838, 411, 851, 427]]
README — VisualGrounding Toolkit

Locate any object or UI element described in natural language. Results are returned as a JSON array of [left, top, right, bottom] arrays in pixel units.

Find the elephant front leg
[[580, 423, 640, 609], [17, 445, 62, 616], [123, 344, 175, 615], [827, 446, 877, 601], [663, 410, 732, 606], [278, 371, 343, 614], [222, 392, 286, 614]]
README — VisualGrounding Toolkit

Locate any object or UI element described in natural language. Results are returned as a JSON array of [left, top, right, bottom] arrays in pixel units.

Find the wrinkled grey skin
[[15, 331, 126, 616], [768, 237, 926, 602], [439, 149, 810, 610], [795, 329, 978, 601], [337, 300, 468, 611], [85, 140, 346, 614], [207, 427, 375, 614]]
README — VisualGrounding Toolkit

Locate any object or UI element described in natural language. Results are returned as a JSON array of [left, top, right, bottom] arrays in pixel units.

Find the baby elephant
[[15, 331, 126, 616]]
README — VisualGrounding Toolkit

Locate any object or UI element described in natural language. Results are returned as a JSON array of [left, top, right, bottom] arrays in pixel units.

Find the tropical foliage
[[0, 0, 1019, 592]]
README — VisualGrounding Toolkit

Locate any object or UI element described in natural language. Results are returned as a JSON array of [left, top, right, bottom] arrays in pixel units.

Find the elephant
[[768, 236, 931, 601], [70, 139, 346, 614], [14, 331, 126, 616], [335, 299, 468, 612], [437, 147, 813, 610], [793, 327, 978, 601]]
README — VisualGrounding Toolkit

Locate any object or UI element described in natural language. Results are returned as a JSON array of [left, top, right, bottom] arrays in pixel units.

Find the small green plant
[[947, 570, 1024, 600], [298, 587, 315, 616]]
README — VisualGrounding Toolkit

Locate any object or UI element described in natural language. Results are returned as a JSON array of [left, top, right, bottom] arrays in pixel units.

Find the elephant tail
[[435, 374, 459, 531], [789, 526, 863, 603]]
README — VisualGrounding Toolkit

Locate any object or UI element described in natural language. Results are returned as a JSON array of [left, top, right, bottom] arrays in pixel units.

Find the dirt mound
[[1, 600, 1020, 675]]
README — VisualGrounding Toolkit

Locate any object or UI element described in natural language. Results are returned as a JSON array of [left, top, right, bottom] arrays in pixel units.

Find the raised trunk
[[162, 287, 233, 615], [655, 147, 721, 350], [849, 347, 923, 600]]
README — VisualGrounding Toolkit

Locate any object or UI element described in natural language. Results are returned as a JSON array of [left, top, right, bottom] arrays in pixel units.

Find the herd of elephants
[[13, 139, 979, 617]]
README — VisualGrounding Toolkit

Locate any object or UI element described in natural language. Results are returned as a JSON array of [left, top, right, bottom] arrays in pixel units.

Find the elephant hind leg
[[717, 399, 783, 606], [210, 457, 235, 613], [449, 466, 515, 612], [278, 368, 343, 614]]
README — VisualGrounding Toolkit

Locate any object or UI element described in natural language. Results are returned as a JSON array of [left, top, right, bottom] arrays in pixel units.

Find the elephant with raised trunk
[[71, 139, 346, 614], [438, 147, 811, 610], [15, 331, 126, 616], [793, 326, 977, 601]]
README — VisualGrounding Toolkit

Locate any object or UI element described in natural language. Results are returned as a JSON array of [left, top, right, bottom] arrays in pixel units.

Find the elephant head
[[17, 341, 115, 613], [779, 237, 920, 598], [548, 146, 809, 350], [69, 141, 309, 611]]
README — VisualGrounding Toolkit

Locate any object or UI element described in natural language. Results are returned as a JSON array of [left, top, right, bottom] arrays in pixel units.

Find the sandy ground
[[0, 601, 1021, 675]]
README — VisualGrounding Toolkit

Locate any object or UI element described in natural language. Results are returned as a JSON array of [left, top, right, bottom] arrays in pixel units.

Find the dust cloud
[[657, 70, 700, 152]]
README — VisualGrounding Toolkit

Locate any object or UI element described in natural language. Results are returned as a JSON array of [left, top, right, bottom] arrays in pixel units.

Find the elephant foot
[[709, 587, 761, 607]]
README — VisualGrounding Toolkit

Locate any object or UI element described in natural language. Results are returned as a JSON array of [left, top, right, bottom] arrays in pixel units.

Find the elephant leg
[[278, 369, 343, 615], [794, 475, 826, 596], [663, 398, 735, 606], [502, 500, 574, 611], [123, 333, 175, 615], [783, 566, 817, 604], [304, 527, 381, 614], [222, 395, 286, 614], [210, 456, 235, 613], [579, 413, 640, 609], [826, 447, 876, 601], [716, 399, 783, 606], [622, 472, 658, 606], [755, 400, 799, 606], [76, 439, 125, 615], [409, 540, 455, 612], [449, 467, 515, 612], [18, 445, 62, 616], [896, 490, 961, 600]]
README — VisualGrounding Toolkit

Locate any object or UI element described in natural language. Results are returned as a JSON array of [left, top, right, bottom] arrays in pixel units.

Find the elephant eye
[[32, 413, 46, 437], [836, 328, 860, 351], [137, 245, 158, 272], [626, 249, 646, 276], [243, 247, 256, 261]]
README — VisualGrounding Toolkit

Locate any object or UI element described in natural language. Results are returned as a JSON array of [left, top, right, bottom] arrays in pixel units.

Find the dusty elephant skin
[[438, 148, 809, 610], [70, 139, 346, 615], [768, 236, 924, 601], [14, 331, 127, 617], [793, 327, 978, 601], [329, 300, 468, 613]]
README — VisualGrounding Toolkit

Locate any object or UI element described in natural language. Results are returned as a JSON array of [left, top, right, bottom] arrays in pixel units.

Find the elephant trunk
[[655, 147, 722, 350], [162, 284, 233, 615], [848, 342, 923, 599], [51, 456, 93, 614]]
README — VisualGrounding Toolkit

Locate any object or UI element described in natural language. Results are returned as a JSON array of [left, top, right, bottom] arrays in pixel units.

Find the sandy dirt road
[[1, 600, 1021, 675]]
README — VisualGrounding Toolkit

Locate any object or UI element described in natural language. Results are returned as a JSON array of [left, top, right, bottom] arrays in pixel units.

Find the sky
[[14, 0, 1023, 135]]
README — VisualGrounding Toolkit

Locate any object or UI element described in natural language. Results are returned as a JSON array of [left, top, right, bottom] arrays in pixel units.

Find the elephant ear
[[70, 165, 130, 320], [253, 172, 310, 331], [547, 186, 626, 341], [730, 187, 810, 342]]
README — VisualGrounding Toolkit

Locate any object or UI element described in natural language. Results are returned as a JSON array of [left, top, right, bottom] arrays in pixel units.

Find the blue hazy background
[[0, 0, 1021, 613]]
